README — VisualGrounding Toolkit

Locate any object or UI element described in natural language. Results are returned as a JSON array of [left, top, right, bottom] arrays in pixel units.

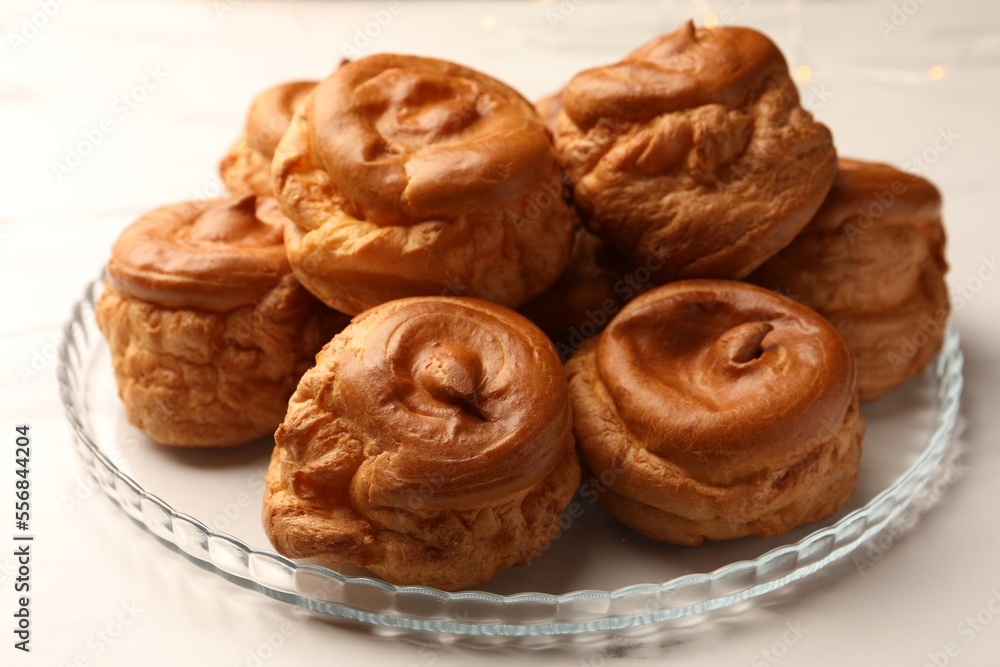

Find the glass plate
[[57, 277, 963, 637]]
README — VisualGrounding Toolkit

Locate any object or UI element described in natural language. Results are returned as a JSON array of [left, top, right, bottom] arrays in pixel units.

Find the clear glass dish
[[57, 277, 963, 636]]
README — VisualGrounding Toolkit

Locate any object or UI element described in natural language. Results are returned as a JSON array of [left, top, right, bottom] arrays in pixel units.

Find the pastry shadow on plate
[[860, 365, 939, 422], [113, 411, 277, 470]]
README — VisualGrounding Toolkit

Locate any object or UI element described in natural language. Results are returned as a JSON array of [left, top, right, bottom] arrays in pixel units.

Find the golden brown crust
[[565, 280, 864, 545], [750, 158, 949, 401], [220, 81, 316, 197], [107, 196, 291, 312], [262, 297, 580, 590], [98, 193, 346, 446], [272, 54, 575, 315], [95, 273, 347, 447], [553, 22, 837, 281]]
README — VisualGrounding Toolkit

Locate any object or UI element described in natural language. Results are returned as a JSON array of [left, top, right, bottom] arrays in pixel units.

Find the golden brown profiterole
[[271, 54, 576, 315], [550, 21, 838, 281], [566, 280, 864, 545], [96, 195, 347, 446], [263, 296, 580, 590], [750, 158, 950, 401]]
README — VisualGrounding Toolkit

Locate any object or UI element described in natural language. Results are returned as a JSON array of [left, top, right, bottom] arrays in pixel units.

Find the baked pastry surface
[[750, 158, 949, 401], [518, 225, 648, 358], [552, 21, 837, 281], [565, 280, 864, 545], [272, 53, 576, 315], [263, 297, 580, 590], [220, 80, 316, 197], [96, 196, 346, 446]]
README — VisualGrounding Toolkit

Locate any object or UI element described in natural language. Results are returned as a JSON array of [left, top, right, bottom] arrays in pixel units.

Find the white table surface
[[2, 0, 999, 664]]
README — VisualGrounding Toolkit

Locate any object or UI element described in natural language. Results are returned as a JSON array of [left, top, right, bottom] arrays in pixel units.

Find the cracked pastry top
[[263, 296, 580, 590], [96, 195, 347, 447], [271, 53, 576, 315], [550, 21, 838, 281]]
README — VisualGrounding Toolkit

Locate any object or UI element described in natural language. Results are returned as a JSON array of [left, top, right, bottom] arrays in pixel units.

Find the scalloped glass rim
[[57, 276, 963, 636]]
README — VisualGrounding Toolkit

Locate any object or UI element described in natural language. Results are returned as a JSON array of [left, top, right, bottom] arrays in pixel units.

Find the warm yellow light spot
[[929, 65, 946, 81], [536, 0, 553, 5], [703, 12, 720, 29], [482, 15, 498, 31], [794, 64, 813, 84]]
